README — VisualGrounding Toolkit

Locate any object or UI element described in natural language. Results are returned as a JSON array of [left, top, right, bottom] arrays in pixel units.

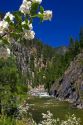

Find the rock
[[50, 52, 83, 108], [11, 39, 49, 85], [77, 104, 83, 109]]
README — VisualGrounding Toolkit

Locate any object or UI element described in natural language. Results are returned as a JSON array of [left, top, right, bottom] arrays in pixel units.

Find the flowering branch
[[0, 0, 53, 44]]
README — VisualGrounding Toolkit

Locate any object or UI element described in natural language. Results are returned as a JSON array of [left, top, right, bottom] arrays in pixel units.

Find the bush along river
[[27, 95, 83, 124]]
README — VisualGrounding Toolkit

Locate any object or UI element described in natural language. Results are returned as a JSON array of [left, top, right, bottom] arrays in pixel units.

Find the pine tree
[[79, 28, 83, 48]]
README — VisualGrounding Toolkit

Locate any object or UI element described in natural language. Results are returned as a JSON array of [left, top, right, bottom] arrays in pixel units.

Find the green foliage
[[13, 11, 22, 23], [0, 115, 16, 125], [0, 55, 27, 117], [79, 28, 83, 48], [30, 3, 39, 16], [40, 6, 44, 14]]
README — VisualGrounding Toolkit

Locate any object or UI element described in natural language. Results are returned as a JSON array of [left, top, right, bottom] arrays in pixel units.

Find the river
[[27, 96, 83, 124]]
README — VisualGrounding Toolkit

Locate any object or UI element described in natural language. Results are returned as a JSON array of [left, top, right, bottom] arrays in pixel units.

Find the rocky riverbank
[[28, 85, 50, 97]]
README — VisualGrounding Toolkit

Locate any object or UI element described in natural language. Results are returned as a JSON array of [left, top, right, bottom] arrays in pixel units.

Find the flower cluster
[[4, 12, 15, 22], [60, 114, 81, 125], [19, 0, 42, 15], [19, 0, 52, 40], [22, 20, 35, 40], [31, 0, 42, 4], [18, 111, 81, 125], [38, 112, 81, 125], [37, 111, 81, 125], [7, 48, 10, 55], [0, 20, 9, 35], [19, 0, 32, 14], [18, 102, 29, 117], [38, 111, 60, 125], [39, 10, 52, 21], [23, 30, 35, 40], [0, 12, 14, 36], [0, 0, 52, 43], [43, 10, 52, 21]]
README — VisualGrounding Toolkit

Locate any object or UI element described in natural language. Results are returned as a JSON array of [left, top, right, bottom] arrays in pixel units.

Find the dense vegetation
[[0, 55, 28, 118]]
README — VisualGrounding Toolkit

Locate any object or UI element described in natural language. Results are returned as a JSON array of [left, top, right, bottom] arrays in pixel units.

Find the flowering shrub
[[0, 111, 81, 125], [18, 101, 29, 118], [38, 111, 60, 125], [0, 0, 52, 44], [15, 109, 81, 125], [39, 111, 81, 125], [36, 111, 81, 125]]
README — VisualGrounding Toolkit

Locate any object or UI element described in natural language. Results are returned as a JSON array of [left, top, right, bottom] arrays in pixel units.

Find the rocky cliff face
[[11, 40, 31, 77], [11, 40, 49, 85], [0, 39, 58, 86], [50, 52, 83, 108]]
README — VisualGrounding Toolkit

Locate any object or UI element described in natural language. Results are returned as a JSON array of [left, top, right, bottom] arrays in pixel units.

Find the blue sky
[[0, 0, 83, 47]]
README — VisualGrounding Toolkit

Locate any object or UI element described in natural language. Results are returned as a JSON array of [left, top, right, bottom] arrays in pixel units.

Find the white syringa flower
[[3, 34, 13, 43], [22, 21, 26, 25], [43, 10, 52, 21], [7, 48, 10, 55], [22, 21, 33, 30], [0, 20, 9, 29], [0, 20, 9, 35], [19, 0, 31, 14], [29, 23, 33, 30], [39, 10, 52, 21], [31, 0, 42, 4], [18, 102, 29, 116], [4, 12, 15, 22], [23, 29, 35, 40]]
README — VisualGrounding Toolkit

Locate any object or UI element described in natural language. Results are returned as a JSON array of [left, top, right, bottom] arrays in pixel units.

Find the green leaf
[[2, 38, 10, 45], [29, 18, 33, 24], [30, 3, 39, 16], [22, 24, 29, 30], [5, 16, 11, 23], [40, 6, 44, 14], [13, 11, 22, 17], [9, 22, 15, 30], [14, 13, 22, 23]]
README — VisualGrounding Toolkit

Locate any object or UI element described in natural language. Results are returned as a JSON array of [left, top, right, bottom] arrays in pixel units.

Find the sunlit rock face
[[11, 40, 30, 77], [50, 52, 83, 109], [11, 39, 48, 85]]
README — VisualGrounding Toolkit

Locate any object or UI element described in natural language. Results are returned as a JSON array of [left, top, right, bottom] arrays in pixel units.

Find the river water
[[27, 96, 83, 124]]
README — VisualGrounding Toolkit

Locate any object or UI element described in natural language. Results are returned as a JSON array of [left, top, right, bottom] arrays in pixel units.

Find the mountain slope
[[11, 39, 69, 88], [50, 52, 83, 108], [55, 46, 68, 55]]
